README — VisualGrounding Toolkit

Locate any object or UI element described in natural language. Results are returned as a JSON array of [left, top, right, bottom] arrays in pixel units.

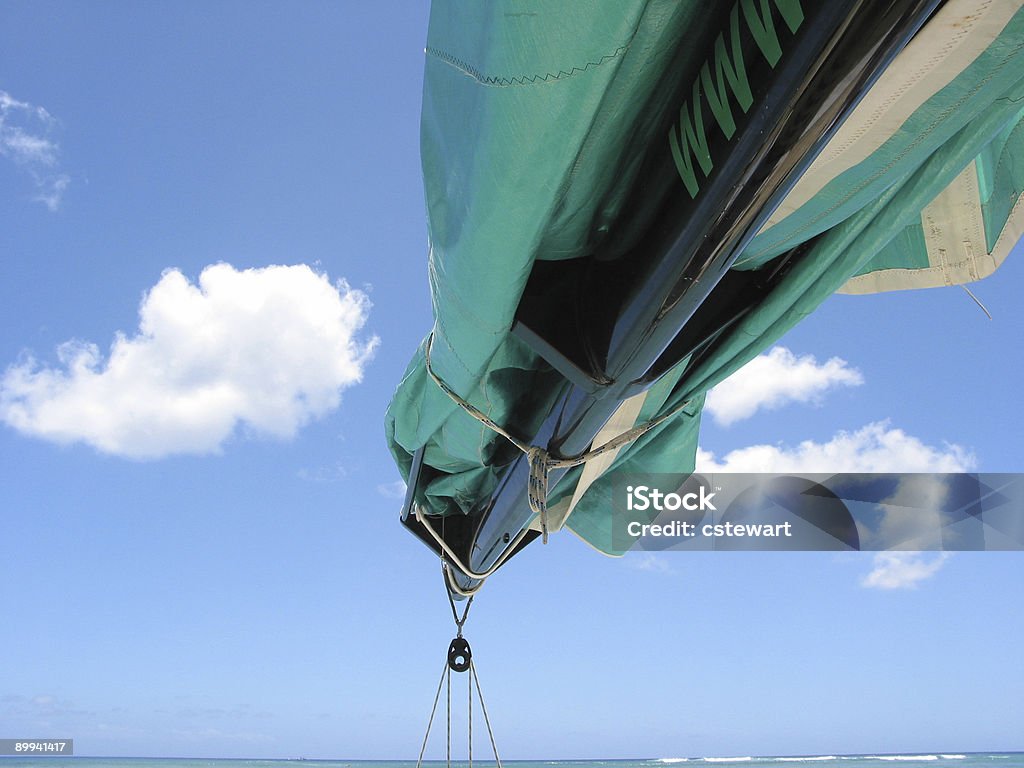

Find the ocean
[[0, 755, 1021, 768]]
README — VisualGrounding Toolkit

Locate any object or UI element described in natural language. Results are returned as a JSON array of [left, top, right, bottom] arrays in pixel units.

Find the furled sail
[[386, 0, 1024, 590]]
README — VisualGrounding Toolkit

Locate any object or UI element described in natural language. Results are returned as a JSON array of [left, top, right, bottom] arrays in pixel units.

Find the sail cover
[[386, 0, 1024, 557]]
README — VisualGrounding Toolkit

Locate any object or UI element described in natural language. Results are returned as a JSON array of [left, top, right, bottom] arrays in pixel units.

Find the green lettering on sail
[[669, 0, 804, 198], [742, 0, 804, 67], [669, 80, 712, 198], [700, 4, 754, 140], [774, 0, 805, 33]]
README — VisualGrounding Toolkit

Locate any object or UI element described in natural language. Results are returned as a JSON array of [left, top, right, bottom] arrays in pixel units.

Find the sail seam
[[425, 44, 631, 88]]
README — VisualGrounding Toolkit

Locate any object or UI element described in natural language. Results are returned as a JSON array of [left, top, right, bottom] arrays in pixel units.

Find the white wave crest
[[773, 758, 839, 763], [876, 757, 940, 762]]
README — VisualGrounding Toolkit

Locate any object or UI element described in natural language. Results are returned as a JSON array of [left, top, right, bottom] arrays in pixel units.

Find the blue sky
[[1, 2, 1022, 760]]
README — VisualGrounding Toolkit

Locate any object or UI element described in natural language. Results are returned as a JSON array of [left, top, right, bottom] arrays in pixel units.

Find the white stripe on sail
[[760, 0, 1024, 233], [840, 159, 1023, 293]]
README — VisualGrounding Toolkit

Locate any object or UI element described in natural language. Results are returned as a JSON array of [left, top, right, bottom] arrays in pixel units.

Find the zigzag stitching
[[425, 44, 629, 87]]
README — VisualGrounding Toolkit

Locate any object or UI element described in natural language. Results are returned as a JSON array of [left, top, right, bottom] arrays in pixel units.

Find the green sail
[[386, 0, 1024, 555]]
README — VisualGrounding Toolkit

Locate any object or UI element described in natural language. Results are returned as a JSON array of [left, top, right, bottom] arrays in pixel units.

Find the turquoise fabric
[[386, 2, 1024, 553]]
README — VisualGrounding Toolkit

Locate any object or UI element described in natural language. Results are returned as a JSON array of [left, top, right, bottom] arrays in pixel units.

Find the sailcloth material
[[386, 0, 1024, 554]]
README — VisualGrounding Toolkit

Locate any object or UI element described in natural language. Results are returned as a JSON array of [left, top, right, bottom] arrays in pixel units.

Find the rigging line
[[425, 333, 693, 464], [443, 557, 487, 598], [446, 664, 451, 768], [443, 566, 474, 633], [470, 660, 503, 768], [415, 502, 532, 587], [424, 331, 692, 543], [419, 568, 496, 767], [961, 284, 993, 319], [415, 658, 450, 768], [468, 658, 473, 768]]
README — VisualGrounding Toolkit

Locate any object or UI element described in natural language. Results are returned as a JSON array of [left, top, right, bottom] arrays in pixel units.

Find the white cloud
[[695, 421, 975, 473], [870, 475, 953, 549], [377, 480, 407, 499], [0, 89, 70, 210], [34, 173, 70, 211], [861, 551, 952, 590], [705, 346, 863, 426], [297, 463, 348, 483], [0, 263, 378, 458]]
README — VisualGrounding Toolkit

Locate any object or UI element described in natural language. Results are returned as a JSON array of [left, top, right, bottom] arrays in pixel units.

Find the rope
[[446, 665, 451, 768], [442, 554, 490, 598], [471, 660, 503, 768], [413, 655, 503, 768], [961, 284, 993, 319], [414, 506, 532, 593], [468, 660, 473, 768], [424, 332, 693, 544], [415, 583, 504, 768], [416, 660, 449, 768], [445, 572, 473, 636]]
